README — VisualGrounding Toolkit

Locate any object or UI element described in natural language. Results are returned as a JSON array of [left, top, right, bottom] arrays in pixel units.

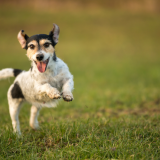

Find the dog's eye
[[44, 43, 50, 48], [29, 44, 35, 50]]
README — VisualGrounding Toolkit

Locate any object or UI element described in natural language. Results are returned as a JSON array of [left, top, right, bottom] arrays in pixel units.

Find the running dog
[[0, 24, 74, 135]]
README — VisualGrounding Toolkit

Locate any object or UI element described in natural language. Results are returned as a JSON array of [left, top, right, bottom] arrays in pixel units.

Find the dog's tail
[[0, 68, 23, 80]]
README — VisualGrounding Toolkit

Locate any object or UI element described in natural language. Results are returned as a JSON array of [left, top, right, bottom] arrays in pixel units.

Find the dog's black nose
[[36, 54, 44, 61]]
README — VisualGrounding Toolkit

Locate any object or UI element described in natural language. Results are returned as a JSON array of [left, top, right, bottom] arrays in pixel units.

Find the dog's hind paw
[[48, 88, 61, 99], [61, 91, 73, 102], [30, 122, 40, 130]]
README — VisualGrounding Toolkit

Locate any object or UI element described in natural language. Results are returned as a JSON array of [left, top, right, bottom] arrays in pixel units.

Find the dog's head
[[17, 24, 60, 73]]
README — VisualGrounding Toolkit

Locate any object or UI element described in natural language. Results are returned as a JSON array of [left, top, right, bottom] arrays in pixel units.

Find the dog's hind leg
[[8, 84, 24, 135], [30, 106, 41, 130]]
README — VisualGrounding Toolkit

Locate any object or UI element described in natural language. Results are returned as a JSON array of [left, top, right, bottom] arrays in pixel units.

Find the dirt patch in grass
[[97, 98, 160, 117]]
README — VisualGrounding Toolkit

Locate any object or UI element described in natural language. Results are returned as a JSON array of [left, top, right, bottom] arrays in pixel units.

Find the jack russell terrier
[[0, 24, 74, 135]]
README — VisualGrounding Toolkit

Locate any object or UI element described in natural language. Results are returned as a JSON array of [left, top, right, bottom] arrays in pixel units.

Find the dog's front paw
[[48, 88, 61, 99], [62, 91, 73, 102]]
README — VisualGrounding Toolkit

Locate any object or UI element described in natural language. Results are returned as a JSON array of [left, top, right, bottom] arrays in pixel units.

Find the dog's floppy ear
[[49, 24, 60, 45], [17, 30, 29, 49]]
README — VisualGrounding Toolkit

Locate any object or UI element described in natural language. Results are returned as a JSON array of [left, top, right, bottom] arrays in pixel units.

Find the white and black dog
[[0, 24, 74, 135]]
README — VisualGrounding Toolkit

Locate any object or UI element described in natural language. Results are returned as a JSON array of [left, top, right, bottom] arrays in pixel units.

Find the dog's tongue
[[37, 62, 46, 73]]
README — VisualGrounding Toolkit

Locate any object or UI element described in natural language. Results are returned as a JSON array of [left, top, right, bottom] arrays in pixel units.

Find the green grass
[[0, 6, 160, 159]]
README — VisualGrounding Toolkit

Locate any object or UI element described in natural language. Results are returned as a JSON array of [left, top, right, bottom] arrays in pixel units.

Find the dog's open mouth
[[35, 58, 49, 73]]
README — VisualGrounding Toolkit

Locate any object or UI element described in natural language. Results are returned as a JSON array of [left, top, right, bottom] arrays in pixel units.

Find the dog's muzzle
[[36, 54, 44, 61]]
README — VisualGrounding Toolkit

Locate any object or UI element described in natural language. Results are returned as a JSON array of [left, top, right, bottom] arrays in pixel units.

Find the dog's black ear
[[49, 24, 60, 45], [17, 30, 29, 49]]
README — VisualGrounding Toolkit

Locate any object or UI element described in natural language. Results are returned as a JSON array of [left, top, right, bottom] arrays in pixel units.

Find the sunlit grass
[[0, 6, 160, 159]]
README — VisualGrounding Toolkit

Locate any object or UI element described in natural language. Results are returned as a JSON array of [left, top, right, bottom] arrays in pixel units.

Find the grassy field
[[0, 5, 160, 159]]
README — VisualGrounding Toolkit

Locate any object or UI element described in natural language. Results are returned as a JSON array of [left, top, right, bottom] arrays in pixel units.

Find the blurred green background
[[0, 0, 160, 122], [0, 0, 160, 121], [0, 0, 160, 159]]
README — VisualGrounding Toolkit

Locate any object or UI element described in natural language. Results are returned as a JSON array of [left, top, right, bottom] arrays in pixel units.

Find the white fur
[[0, 57, 74, 135], [0, 68, 14, 79], [32, 50, 51, 62]]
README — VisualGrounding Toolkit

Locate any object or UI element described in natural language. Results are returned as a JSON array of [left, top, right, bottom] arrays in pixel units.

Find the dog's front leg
[[38, 83, 61, 99], [62, 78, 74, 102]]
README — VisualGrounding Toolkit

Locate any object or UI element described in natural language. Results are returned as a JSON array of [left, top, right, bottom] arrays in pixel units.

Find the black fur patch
[[13, 69, 23, 77], [11, 82, 24, 99], [25, 34, 57, 50], [53, 52, 57, 61], [49, 31, 57, 46]]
